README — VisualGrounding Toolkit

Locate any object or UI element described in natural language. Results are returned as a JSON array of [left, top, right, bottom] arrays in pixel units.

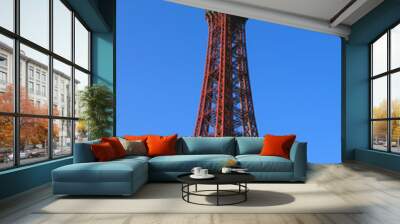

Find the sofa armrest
[[73, 140, 100, 163], [289, 142, 307, 181]]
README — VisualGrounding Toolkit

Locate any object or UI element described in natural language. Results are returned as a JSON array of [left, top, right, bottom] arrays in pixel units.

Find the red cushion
[[101, 137, 127, 158], [124, 135, 149, 141], [91, 142, 117, 161], [260, 134, 296, 159], [146, 134, 178, 157]]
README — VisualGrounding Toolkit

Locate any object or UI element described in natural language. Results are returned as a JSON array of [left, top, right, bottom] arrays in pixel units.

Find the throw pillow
[[260, 134, 296, 159], [91, 142, 117, 161], [146, 134, 178, 157], [101, 137, 127, 158], [119, 138, 147, 156], [124, 135, 149, 141]]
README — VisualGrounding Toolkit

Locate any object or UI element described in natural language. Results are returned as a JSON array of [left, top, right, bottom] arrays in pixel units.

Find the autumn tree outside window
[[370, 23, 400, 153], [0, 0, 91, 170]]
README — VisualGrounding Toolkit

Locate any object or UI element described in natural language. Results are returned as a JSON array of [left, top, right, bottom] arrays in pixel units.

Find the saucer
[[190, 174, 215, 179]]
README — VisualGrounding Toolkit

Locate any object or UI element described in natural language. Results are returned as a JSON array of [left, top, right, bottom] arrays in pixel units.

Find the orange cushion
[[91, 142, 117, 161], [146, 134, 178, 157], [101, 137, 127, 158], [124, 135, 149, 141], [260, 134, 296, 159]]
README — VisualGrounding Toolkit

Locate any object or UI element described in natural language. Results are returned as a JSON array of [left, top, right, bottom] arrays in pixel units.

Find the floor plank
[[1, 163, 400, 224]]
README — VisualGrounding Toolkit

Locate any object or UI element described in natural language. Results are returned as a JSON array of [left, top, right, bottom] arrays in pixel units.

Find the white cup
[[221, 167, 232, 174], [191, 167, 202, 176], [200, 169, 208, 176]]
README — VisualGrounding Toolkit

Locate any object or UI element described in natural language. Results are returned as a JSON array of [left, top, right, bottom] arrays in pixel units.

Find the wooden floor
[[1, 163, 400, 224]]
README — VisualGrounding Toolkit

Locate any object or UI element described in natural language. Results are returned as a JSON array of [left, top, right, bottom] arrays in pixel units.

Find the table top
[[177, 172, 255, 185]]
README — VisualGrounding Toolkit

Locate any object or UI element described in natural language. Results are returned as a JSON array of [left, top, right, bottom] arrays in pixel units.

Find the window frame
[[370, 21, 400, 154], [0, 0, 92, 171]]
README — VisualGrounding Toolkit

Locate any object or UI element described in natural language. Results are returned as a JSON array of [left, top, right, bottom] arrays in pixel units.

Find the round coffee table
[[177, 173, 255, 206]]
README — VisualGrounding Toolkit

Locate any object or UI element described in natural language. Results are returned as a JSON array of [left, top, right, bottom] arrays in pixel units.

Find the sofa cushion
[[178, 137, 235, 155], [260, 134, 296, 159], [235, 137, 263, 155], [119, 138, 147, 156], [53, 158, 147, 183], [149, 154, 235, 172], [147, 134, 178, 157], [236, 155, 293, 172], [91, 142, 118, 161], [101, 137, 127, 158]]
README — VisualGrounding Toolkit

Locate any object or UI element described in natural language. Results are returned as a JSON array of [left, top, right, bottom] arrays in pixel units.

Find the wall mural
[[117, 1, 341, 163]]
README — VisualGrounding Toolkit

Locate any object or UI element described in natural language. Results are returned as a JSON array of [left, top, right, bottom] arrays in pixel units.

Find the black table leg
[[187, 184, 190, 202], [245, 183, 247, 201], [195, 184, 198, 192], [216, 184, 219, 206]]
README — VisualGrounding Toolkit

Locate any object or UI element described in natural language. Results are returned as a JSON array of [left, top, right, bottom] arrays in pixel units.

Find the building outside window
[[0, 55, 7, 67], [370, 23, 400, 154], [41, 85, 46, 97], [28, 81, 34, 94], [0, 0, 91, 170], [35, 70, 40, 81], [28, 67, 34, 80], [0, 71, 6, 84], [0, 54, 7, 90]]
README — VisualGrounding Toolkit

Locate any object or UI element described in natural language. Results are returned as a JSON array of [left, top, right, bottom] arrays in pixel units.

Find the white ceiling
[[226, 0, 352, 22], [167, 0, 384, 38]]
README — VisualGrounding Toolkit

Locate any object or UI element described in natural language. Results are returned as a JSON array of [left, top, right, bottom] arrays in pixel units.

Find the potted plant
[[79, 84, 114, 140]]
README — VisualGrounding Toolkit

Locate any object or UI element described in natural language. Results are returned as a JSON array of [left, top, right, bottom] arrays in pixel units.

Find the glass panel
[[391, 72, 400, 118], [74, 69, 89, 118], [392, 24, 400, 70], [0, 34, 14, 112], [0, 116, 13, 170], [53, 0, 72, 60], [20, 44, 49, 115], [53, 59, 72, 117], [20, 0, 49, 49], [372, 121, 388, 151], [74, 17, 89, 70], [372, 77, 387, 119], [0, 0, 14, 31], [20, 117, 49, 165], [75, 120, 88, 143], [372, 33, 387, 76], [391, 120, 400, 153], [53, 119, 72, 157]]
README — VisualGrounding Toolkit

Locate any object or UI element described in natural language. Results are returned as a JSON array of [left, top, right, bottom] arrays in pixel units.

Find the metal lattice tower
[[194, 11, 258, 137]]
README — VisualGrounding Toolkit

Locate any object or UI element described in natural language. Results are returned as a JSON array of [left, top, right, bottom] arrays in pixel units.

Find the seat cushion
[[236, 155, 293, 172], [149, 154, 235, 172], [53, 158, 147, 183], [178, 137, 235, 155], [235, 137, 263, 155]]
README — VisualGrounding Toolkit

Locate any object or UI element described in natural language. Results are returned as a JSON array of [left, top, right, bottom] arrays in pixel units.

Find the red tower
[[194, 11, 258, 137]]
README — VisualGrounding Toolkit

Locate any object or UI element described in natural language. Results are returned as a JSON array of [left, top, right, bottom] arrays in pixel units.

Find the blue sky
[[117, 1, 341, 163]]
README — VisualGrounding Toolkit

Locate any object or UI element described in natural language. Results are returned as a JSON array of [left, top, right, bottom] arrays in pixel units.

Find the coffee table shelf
[[177, 173, 255, 206]]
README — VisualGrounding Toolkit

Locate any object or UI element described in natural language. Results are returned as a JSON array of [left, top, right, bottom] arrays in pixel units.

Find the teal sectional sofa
[[52, 137, 307, 196]]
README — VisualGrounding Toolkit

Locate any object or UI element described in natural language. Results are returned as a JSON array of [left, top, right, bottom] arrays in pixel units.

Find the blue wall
[[0, 0, 116, 200], [0, 158, 72, 199], [344, 0, 400, 170]]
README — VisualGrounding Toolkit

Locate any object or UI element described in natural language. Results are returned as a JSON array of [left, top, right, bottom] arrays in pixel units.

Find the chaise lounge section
[[52, 137, 307, 196]]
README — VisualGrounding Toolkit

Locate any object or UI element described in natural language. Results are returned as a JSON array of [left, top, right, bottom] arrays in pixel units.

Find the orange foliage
[[0, 85, 59, 150]]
